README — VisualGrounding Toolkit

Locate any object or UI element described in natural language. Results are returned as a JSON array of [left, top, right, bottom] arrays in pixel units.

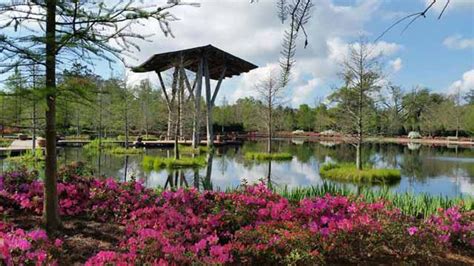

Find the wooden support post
[[204, 56, 214, 148], [173, 65, 180, 160], [157, 71, 173, 140], [192, 57, 203, 149]]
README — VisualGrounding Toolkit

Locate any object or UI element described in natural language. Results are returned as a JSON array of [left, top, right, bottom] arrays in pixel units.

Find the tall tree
[[329, 40, 383, 170], [255, 71, 284, 153], [0, 0, 196, 233]]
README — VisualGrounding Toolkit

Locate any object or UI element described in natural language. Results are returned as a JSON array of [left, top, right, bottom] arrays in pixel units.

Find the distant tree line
[[213, 87, 474, 138], [1, 63, 473, 140]]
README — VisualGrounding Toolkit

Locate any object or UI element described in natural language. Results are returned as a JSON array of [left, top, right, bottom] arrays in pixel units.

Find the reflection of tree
[[203, 153, 214, 191], [218, 156, 228, 175], [266, 160, 273, 189], [400, 148, 425, 181]]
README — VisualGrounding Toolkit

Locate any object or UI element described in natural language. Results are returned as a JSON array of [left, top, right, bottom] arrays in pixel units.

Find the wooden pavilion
[[132, 44, 258, 148]]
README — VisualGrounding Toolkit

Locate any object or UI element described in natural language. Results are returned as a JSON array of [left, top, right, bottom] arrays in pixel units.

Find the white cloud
[[230, 63, 280, 102], [443, 35, 474, 50], [389, 57, 403, 72], [116, 0, 402, 106], [448, 69, 474, 95], [425, 0, 474, 12], [292, 78, 322, 106]]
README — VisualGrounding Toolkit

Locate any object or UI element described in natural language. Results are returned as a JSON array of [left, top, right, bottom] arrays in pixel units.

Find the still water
[[1, 140, 473, 197]]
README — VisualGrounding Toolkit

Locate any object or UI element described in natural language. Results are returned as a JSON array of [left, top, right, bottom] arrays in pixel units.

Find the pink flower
[[54, 239, 63, 247], [407, 227, 418, 236], [28, 229, 48, 241]]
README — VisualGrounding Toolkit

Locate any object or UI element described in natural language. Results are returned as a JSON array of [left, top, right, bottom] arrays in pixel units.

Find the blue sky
[[1, 0, 473, 107]]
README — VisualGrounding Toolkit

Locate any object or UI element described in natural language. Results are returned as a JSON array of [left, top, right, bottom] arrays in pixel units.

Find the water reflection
[[1, 141, 473, 197]]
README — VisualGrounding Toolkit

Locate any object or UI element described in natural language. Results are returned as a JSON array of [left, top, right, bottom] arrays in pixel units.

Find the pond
[[1, 140, 473, 197]]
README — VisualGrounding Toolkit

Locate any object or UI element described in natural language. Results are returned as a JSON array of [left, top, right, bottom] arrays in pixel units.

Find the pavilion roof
[[131, 44, 258, 80]]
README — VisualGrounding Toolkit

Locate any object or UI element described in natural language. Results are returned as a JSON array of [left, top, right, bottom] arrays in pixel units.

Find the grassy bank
[[245, 152, 293, 161], [320, 163, 401, 184], [274, 183, 473, 217], [143, 155, 206, 170]]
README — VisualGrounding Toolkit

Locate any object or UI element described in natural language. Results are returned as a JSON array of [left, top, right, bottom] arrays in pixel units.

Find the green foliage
[[0, 138, 12, 147], [6, 149, 44, 169], [107, 147, 144, 155], [142, 156, 206, 170], [83, 139, 143, 156], [276, 183, 473, 217], [320, 163, 401, 184], [178, 145, 209, 155], [245, 152, 293, 161]]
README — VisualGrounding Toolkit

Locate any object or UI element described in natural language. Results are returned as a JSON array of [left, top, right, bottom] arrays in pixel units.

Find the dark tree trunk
[[267, 97, 272, 154], [43, 0, 61, 233]]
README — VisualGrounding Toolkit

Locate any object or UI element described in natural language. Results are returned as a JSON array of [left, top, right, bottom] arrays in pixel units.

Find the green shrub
[[143, 156, 206, 170], [6, 149, 45, 169], [319, 163, 401, 184], [0, 138, 12, 147], [245, 152, 293, 161]]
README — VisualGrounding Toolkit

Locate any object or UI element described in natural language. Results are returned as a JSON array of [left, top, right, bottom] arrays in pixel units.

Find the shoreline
[[248, 133, 474, 147]]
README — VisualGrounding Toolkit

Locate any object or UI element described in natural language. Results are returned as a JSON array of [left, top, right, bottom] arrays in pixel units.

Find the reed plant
[[245, 152, 293, 161], [108, 147, 144, 155], [320, 163, 401, 184], [178, 145, 209, 155], [143, 155, 206, 170]]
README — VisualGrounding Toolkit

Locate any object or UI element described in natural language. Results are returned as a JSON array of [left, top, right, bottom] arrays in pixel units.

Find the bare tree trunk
[[267, 94, 272, 154], [1, 98, 4, 138], [43, 0, 60, 232], [167, 113, 172, 140], [76, 111, 80, 137], [355, 142, 362, 170], [124, 93, 129, 149], [32, 101, 37, 152]]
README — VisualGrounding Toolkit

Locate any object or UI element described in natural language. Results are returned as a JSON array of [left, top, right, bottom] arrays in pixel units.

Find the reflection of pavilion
[[132, 45, 257, 149]]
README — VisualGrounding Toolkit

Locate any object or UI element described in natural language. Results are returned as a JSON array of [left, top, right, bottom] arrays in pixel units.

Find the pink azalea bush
[[0, 165, 473, 264], [0, 221, 61, 265]]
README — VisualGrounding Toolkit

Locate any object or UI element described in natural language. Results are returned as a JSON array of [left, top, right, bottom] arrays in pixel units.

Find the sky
[[2, 0, 474, 107]]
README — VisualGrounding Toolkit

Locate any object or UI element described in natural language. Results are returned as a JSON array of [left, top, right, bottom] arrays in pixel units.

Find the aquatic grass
[[143, 155, 206, 170], [245, 152, 293, 161], [5, 149, 45, 169], [320, 162, 401, 184], [275, 183, 473, 217], [178, 144, 209, 154], [107, 147, 144, 155]]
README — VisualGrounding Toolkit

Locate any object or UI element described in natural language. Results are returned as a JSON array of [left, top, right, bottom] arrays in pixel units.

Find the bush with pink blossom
[[0, 166, 472, 264]]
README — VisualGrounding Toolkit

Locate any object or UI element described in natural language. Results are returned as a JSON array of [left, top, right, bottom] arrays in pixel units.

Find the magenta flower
[[407, 227, 418, 236]]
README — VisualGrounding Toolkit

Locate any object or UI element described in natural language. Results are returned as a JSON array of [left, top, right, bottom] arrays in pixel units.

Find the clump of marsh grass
[[245, 152, 293, 161], [320, 163, 401, 184], [143, 156, 206, 170], [108, 147, 144, 155], [178, 145, 209, 155]]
